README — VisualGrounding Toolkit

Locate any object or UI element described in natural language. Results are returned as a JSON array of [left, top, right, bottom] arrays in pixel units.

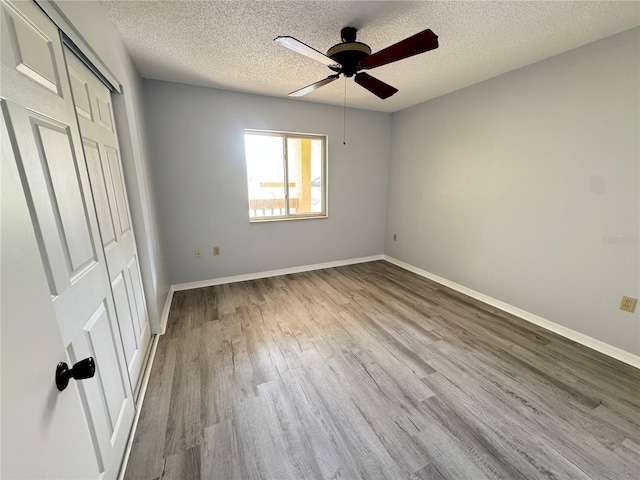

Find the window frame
[[244, 129, 328, 223]]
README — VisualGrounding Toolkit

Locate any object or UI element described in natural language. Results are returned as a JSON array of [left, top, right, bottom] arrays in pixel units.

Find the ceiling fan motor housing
[[327, 27, 371, 77]]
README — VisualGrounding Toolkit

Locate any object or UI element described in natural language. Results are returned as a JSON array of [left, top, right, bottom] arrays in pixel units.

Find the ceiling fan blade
[[289, 74, 340, 97], [275, 36, 339, 67], [358, 29, 438, 70], [354, 72, 398, 99]]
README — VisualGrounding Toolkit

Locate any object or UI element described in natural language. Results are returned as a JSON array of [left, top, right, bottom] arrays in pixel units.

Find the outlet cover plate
[[620, 296, 637, 313]]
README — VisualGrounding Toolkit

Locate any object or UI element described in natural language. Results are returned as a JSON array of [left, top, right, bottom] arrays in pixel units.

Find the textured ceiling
[[101, 0, 640, 113]]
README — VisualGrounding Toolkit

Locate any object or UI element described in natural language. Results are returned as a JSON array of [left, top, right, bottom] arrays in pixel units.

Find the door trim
[[61, 31, 116, 92], [33, 0, 121, 92]]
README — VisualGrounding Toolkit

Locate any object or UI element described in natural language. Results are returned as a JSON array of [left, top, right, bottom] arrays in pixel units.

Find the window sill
[[249, 214, 328, 224]]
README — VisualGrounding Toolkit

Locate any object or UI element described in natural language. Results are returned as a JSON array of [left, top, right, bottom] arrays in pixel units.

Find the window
[[244, 130, 327, 221]]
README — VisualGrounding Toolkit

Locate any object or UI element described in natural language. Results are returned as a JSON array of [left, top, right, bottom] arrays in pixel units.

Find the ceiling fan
[[275, 27, 439, 99]]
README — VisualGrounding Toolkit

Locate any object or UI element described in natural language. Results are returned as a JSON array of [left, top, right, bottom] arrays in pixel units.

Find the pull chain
[[343, 76, 347, 145]]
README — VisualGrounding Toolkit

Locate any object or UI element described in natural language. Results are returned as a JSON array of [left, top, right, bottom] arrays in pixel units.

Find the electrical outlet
[[620, 296, 637, 313], [213, 246, 220, 256], [195, 249, 202, 259], [393, 233, 397, 241]]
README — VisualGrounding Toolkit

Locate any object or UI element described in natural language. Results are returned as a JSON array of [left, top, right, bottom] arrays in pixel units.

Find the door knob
[[56, 357, 95, 391]]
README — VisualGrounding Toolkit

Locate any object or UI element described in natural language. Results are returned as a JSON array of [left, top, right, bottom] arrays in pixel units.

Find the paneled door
[[0, 0, 133, 477], [65, 49, 151, 396]]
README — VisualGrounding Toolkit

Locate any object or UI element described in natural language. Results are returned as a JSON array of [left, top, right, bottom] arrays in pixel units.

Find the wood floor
[[124, 261, 640, 480]]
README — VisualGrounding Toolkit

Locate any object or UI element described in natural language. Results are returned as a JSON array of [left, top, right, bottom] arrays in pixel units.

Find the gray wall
[[53, 1, 169, 331], [385, 28, 639, 355], [143, 81, 391, 284]]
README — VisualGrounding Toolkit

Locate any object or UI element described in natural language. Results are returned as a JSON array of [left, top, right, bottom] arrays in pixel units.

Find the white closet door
[[0, 1, 134, 477], [65, 50, 151, 396]]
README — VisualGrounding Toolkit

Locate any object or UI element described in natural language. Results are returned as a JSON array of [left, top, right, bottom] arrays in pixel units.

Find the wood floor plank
[[298, 347, 406, 480], [201, 420, 242, 480], [199, 319, 234, 426], [257, 378, 327, 479], [411, 463, 447, 480], [415, 422, 492, 480], [163, 332, 203, 456], [279, 368, 364, 480], [125, 260, 640, 480], [125, 339, 177, 480], [316, 336, 433, 473], [423, 371, 619, 479], [161, 446, 200, 480]]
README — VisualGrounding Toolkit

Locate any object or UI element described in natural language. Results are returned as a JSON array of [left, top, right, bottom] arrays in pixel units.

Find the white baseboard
[[171, 255, 385, 293], [383, 255, 640, 369], [159, 287, 175, 335]]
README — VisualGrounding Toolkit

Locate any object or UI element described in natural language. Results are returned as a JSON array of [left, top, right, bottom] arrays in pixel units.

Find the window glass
[[244, 134, 286, 218], [286, 137, 324, 215]]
